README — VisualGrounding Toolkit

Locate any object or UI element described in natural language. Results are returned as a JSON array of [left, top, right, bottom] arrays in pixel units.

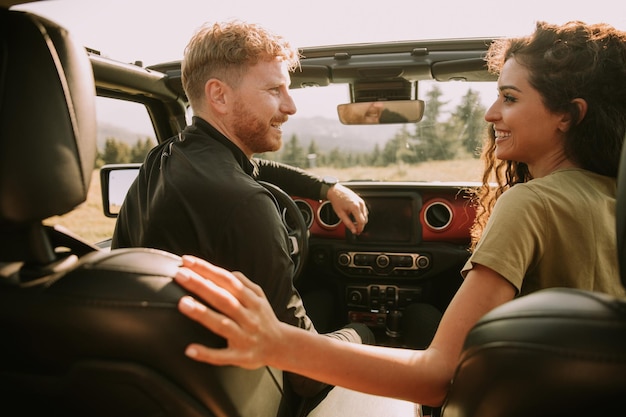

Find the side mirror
[[100, 163, 141, 217], [337, 100, 425, 125]]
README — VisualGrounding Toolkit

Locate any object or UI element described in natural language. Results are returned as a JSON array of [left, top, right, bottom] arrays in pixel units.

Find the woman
[[173, 21, 626, 407]]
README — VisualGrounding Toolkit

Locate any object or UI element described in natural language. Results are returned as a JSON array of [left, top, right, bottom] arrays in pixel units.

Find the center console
[[306, 186, 471, 348]]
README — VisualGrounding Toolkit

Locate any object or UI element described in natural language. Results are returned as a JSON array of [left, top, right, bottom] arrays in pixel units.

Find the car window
[[44, 96, 157, 245]]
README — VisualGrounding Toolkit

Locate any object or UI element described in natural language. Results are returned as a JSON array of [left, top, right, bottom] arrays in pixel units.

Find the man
[[111, 20, 372, 398]]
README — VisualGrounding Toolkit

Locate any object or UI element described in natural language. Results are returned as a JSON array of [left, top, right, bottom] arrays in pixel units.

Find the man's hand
[[326, 183, 368, 235]]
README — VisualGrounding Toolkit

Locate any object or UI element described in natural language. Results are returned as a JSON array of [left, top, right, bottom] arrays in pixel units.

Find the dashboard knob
[[348, 290, 363, 303], [416, 255, 430, 269], [338, 252, 351, 266], [376, 254, 390, 268]]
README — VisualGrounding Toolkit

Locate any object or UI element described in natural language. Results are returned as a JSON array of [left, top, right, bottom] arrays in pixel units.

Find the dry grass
[[308, 158, 482, 183], [48, 159, 482, 244], [44, 170, 117, 244]]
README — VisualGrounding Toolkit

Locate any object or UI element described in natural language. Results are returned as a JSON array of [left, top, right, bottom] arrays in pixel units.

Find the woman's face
[[484, 58, 568, 176]]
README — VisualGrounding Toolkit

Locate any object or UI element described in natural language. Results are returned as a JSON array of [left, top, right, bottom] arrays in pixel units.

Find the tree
[[130, 137, 155, 163], [327, 147, 348, 168], [306, 140, 322, 168], [381, 126, 416, 165], [449, 88, 487, 157], [307, 140, 319, 156], [381, 136, 400, 165], [100, 137, 131, 165], [412, 86, 455, 161], [281, 134, 307, 167], [370, 143, 385, 166]]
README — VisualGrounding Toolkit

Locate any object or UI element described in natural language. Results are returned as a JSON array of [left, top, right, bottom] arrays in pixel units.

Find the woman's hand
[[175, 255, 284, 369]]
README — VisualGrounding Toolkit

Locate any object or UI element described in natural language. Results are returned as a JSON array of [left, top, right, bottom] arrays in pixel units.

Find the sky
[[16, 0, 626, 67], [13, 0, 626, 128]]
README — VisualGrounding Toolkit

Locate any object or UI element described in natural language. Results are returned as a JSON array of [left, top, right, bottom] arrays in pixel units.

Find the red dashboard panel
[[419, 190, 475, 244], [293, 186, 476, 245]]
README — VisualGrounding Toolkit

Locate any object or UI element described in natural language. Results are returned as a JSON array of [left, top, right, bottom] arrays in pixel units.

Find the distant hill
[[97, 122, 156, 150], [281, 116, 404, 153], [96, 117, 404, 153]]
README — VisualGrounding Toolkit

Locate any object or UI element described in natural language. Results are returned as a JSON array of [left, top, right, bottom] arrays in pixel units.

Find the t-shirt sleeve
[[461, 184, 547, 292]]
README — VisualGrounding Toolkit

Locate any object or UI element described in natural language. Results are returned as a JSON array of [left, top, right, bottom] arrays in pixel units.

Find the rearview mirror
[[337, 100, 424, 125], [100, 163, 141, 217]]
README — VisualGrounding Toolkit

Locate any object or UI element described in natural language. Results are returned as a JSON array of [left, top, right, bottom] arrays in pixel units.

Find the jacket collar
[[189, 116, 259, 177]]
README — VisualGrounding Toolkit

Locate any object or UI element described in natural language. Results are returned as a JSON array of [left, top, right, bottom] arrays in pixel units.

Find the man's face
[[228, 58, 297, 156]]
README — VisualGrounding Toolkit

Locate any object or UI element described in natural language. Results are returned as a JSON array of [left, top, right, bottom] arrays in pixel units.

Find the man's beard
[[232, 101, 282, 154]]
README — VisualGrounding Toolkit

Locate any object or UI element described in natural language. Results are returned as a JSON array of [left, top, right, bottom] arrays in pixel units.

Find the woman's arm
[[175, 255, 516, 406]]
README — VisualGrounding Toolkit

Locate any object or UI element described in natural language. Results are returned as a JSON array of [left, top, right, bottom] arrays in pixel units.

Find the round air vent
[[317, 200, 341, 228], [423, 201, 453, 231], [281, 199, 314, 231], [293, 199, 314, 228]]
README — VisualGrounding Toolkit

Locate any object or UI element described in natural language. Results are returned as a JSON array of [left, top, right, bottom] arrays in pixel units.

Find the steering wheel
[[258, 181, 309, 282]]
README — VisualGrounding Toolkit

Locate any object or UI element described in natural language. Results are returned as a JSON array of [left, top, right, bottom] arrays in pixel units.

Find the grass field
[[47, 159, 482, 245], [44, 170, 117, 244]]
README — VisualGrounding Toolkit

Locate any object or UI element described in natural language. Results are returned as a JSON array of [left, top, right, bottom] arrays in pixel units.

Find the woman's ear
[[559, 98, 588, 132]]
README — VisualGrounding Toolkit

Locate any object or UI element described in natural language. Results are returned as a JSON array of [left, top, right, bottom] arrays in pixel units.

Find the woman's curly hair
[[469, 21, 626, 250]]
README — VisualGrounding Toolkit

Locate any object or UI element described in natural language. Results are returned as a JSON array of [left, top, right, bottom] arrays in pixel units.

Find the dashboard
[[293, 182, 477, 347], [295, 182, 476, 244]]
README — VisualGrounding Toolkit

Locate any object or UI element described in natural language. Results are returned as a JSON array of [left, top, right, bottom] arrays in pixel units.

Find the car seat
[[0, 9, 291, 417], [440, 153, 626, 413]]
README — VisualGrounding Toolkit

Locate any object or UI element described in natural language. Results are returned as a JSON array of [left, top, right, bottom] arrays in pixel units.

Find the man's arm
[[254, 158, 321, 198], [254, 159, 368, 234]]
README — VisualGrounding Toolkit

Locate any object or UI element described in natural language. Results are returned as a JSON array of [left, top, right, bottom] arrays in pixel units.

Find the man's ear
[[559, 98, 588, 132], [205, 79, 229, 114]]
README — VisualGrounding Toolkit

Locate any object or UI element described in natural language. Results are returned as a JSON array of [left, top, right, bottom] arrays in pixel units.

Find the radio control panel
[[346, 284, 424, 312], [336, 251, 430, 277]]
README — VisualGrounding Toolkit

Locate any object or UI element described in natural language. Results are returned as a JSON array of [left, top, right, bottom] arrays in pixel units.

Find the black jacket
[[112, 116, 323, 329], [112, 117, 373, 398]]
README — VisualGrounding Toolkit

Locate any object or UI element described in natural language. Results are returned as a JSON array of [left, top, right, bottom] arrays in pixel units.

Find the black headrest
[[0, 9, 97, 224]]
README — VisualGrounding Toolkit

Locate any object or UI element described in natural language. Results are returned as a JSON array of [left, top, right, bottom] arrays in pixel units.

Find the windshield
[[260, 80, 495, 183]]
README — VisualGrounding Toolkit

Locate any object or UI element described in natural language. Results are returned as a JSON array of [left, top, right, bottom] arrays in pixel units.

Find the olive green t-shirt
[[461, 168, 625, 297]]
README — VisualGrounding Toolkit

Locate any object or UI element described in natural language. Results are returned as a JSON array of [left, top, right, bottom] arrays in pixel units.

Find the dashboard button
[[417, 255, 430, 268], [376, 254, 390, 268], [371, 286, 380, 297], [338, 252, 351, 266], [349, 291, 362, 303]]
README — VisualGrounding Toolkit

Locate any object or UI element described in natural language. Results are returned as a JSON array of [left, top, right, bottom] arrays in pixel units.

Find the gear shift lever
[[385, 310, 402, 338]]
